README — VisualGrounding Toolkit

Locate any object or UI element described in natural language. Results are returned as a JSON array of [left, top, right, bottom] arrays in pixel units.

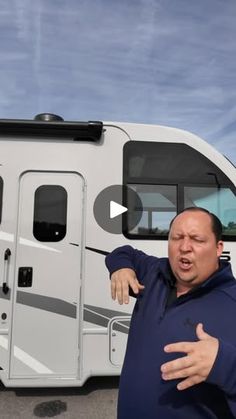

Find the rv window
[[126, 184, 177, 236], [0, 177, 3, 223], [184, 186, 236, 237], [33, 185, 67, 242], [123, 141, 236, 240]]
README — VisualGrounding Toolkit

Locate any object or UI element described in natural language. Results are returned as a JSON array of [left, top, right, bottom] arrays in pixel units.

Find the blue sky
[[0, 0, 236, 162]]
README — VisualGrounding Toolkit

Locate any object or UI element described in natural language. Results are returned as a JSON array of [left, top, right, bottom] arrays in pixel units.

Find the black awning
[[0, 117, 103, 142]]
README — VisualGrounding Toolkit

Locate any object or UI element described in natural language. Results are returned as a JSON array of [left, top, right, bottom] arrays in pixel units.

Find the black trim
[[0, 119, 103, 142], [86, 246, 109, 256]]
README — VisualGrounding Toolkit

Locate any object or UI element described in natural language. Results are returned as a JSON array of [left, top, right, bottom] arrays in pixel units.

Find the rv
[[0, 114, 235, 387]]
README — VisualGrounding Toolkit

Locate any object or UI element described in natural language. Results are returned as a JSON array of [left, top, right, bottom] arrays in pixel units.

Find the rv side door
[[10, 171, 84, 380]]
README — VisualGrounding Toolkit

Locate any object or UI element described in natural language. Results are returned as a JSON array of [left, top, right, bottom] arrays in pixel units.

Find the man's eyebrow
[[189, 233, 206, 239], [170, 232, 184, 237], [170, 232, 206, 238]]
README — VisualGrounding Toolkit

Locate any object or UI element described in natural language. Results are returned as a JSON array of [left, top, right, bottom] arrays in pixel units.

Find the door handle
[[2, 248, 11, 295]]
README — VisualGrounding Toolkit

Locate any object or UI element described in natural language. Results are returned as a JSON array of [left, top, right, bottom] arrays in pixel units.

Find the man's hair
[[169, 207, 222, 242]]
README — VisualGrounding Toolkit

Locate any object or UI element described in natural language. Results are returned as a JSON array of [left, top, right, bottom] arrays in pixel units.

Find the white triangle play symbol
[[110, 201, 128, 219]]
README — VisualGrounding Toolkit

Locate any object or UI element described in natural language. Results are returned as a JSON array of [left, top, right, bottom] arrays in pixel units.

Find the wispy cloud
[[0, 0, 236, 162]]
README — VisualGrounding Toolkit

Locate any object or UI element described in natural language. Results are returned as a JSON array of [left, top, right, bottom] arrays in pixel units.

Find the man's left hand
[[161, 323, 219, 390]]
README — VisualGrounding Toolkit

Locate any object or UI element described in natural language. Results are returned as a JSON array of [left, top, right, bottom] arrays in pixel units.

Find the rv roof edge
[[0, 118, 103, 142]]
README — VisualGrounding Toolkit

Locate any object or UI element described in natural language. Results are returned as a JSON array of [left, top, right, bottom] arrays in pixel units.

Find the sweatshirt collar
[[159, 259, 234, 294]]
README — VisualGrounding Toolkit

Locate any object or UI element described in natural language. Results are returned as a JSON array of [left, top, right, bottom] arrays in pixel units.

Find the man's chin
[[176, 273, 197, 285]]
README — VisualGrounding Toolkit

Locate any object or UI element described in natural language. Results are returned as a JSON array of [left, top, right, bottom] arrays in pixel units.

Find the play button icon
[[93, 185, 143, 234], [110, 201, 127, 219]]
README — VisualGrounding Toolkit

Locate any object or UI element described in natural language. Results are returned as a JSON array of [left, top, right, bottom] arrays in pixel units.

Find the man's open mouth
[[179, 258, 193, 269]]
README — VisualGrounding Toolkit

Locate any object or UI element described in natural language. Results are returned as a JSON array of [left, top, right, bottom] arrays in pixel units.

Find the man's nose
[[179, 237, 192, 252]]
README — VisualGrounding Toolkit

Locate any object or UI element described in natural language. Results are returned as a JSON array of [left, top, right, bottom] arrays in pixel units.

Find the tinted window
[[123, 141, 236, 240], [127, 184, 176, 236], [33, 185, 67, 242], [124, 142, 231, 185]]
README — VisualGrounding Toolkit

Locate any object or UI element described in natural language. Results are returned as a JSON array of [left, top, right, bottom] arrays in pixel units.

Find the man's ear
[[216, 240, 224, 258]]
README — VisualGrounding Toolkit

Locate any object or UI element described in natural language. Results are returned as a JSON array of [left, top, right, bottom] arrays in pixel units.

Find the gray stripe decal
[[84, 308, 109, 328], [84, 308, 130, 334], [17, 291, 77, 318], [84, 304, 130, 334], [113, 320, 130, 334], [84, 304, 130, 318], [14, 293, 130, 334]]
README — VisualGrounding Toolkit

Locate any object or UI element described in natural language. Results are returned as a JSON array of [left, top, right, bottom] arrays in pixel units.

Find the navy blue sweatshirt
[[105, 245, 236, 419]]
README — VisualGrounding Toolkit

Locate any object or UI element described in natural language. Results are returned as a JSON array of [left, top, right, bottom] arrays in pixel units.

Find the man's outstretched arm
[[105, 245, 157, 304]]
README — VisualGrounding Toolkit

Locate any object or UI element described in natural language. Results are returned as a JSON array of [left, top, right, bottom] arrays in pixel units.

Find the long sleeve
[[207, 339, 236, 416], [105, 245, 158, 282]]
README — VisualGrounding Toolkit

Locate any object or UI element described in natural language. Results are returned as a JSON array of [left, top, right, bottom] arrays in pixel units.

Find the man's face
[[168, 211, 223, 293]]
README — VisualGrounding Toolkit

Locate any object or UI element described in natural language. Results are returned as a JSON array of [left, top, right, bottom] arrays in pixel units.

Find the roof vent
[[34, 113, 64, 122]]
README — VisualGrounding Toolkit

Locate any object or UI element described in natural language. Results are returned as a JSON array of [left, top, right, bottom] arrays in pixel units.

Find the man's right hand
[[111, 268, 145, 304]]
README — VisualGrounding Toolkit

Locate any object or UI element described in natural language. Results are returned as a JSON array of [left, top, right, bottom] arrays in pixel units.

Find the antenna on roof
[[34, 113, 64, 122]]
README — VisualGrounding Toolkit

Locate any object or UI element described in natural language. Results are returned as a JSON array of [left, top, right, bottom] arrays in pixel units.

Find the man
[[105, 207, 236, 418]]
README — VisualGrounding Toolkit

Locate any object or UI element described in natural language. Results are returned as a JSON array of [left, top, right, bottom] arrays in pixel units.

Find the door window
[[33, 185, 67, 242]]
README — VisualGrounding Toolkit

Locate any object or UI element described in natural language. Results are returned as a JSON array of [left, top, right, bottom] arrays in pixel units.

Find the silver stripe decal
[[0, 231, 14, 242], [19, 237, 61, 253], [0, 336, 53, 374]]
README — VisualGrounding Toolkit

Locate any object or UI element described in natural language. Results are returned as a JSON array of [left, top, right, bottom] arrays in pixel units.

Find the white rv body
[[0, 118, 235, 387]]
